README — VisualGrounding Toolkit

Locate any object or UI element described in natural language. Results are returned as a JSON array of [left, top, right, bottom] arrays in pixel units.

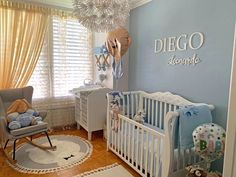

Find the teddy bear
[[110, 99, 120, 132], [6, 99, 43, 130], [133, 109, 146, 125], [7, 109, 43, 130]]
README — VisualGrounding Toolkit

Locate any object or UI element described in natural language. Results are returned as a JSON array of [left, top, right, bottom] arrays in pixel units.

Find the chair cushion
[[10, 122, 48, 136]]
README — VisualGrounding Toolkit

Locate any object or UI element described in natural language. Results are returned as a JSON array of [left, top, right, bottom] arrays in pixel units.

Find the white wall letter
[[155, 39, 163, 53], [176, 34, 188, 51], [189, 32, 204, 50], [168, 37, 176, 52]]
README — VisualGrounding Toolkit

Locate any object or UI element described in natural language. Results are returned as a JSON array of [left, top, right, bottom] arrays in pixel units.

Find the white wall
[[93, 20, 130, 91], [93, 32, 114, 89], [223, 24, 236, 177]]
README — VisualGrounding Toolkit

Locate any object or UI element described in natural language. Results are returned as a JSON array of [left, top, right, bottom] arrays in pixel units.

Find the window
[[28, 16, 93, 99]]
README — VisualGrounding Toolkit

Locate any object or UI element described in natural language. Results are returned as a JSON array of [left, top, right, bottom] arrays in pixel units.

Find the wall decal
[[154, 32, 205, 66]]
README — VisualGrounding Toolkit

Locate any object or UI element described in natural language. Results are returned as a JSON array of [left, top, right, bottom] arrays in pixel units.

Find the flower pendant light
[[73, 0, 130, 32]]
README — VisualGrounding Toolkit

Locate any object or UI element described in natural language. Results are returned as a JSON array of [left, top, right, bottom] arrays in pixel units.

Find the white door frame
[[223, 23, 236, 177]]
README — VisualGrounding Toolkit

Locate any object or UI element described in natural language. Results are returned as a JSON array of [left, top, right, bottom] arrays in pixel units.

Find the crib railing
[[121, 91, 142, 118], [107, 91, 214, 177], [140, 92, 180, 129], [109, 114, 165, 177]]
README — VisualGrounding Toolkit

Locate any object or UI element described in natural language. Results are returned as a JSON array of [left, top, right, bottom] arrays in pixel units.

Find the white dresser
[[71, 86, 111, 140]]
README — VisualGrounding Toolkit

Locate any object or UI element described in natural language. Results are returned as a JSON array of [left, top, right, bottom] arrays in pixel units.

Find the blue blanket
[[178, 105, 212, 149]]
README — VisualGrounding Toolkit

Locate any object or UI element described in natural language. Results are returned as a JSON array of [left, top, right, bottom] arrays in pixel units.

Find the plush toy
[[133, 109, 146, 125], [109, 91, 123, 132], [185, 165, 222, 177], [7, 109, 42, 130], [186, 165, 207, 177], [110, 99, 120, 132], [7, 99, 31, 115]]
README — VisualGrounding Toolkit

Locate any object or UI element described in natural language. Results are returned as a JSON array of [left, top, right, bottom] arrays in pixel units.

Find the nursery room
[[0, 0, 236, 177]]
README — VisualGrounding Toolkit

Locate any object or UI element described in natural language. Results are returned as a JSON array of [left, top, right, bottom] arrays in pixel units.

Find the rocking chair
[[0, 86, 56, 163]]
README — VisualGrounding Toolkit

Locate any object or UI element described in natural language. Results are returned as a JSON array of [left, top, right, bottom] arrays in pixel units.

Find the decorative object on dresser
[[106, 91, 214, 177], [71, 86, 111, 140]]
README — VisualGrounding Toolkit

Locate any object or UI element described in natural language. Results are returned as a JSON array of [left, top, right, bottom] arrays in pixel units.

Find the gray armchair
[[0, 86, 55, 162]]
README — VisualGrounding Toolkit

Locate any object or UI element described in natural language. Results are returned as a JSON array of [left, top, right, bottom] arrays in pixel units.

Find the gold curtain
[[0, 2, 50, 89]]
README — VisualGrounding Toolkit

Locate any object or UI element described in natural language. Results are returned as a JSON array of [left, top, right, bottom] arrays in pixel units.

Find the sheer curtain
[[0, 3, 49, 89], [28, 16, 93, 127]]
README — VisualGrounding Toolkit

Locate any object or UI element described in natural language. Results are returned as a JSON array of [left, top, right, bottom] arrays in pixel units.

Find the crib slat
[[188, 148, 191, 165], [140, 129, 144, 172], [174, 105, 177, 111], [151, 100, 154, 125], [127, 95, 130, 118], [148, 99, 151, 123], [135, 94, 139, 113], [183, 149, 186, 168], [163, 103, 167, 128], [122, 95, 125, 115], [124, 120, 127, 158], [145, 132, 149, 176], [193, 148, 197, 163], [135, 126, 139, 169], [132, 124, 135, 165], [164, 103, 167, 114], [156, 138, 161, 177], [118, 116, 121, 155], [176, 149, 180, 170], [128, 122, 131, 161], [111, 118, 114, 149], [155, 101, 158, 127], [150, 135, 154, 177], [121, 119, 124, 157], [131, 94, 134, 118], [168, 103, 172, 113], [115, 123, 117, 152], [144, 98, 147, 115], [159, 102, 163, 129]]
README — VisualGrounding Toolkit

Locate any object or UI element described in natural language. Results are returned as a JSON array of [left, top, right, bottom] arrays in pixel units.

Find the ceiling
[[26, 0, 152, 10]]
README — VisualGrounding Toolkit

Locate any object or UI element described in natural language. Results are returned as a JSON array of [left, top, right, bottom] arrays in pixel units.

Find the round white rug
[[8, 135, 93, 174]]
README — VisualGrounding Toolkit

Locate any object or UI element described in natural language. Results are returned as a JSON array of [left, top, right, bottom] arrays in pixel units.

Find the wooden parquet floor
[[0, 128, 140, 177]]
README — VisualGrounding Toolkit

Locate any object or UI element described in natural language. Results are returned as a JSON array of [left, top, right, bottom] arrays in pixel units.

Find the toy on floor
[[186, 123, 225, 177], [192, 123, 226, 170], [6, 99, 43, 130], [185, 165, 222, 177], [186, 165, 207, 177]]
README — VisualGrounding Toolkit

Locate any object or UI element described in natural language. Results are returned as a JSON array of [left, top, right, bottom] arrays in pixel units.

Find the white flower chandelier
[[73, 0, 130, 32]]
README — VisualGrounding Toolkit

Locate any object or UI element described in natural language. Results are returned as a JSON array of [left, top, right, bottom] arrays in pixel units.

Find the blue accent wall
[[129, 0, 236, 171]]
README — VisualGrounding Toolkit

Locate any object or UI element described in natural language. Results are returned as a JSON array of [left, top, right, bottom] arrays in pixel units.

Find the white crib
[[106, 91, 214, 177]]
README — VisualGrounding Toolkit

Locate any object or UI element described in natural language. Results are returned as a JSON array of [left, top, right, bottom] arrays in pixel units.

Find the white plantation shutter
[[52, 16, 93, 97], [28, 32, 51, 99], [28, 16, 93, 100]]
